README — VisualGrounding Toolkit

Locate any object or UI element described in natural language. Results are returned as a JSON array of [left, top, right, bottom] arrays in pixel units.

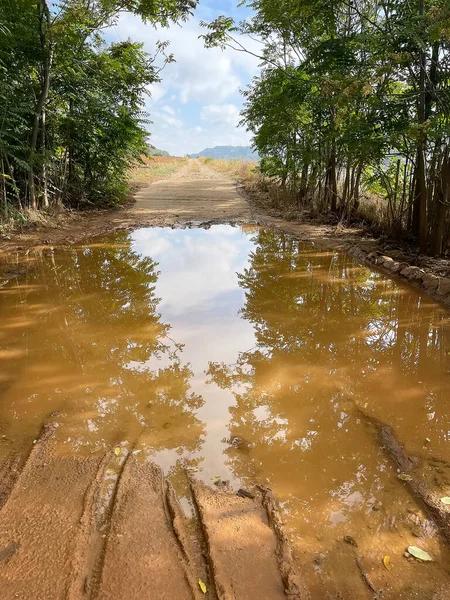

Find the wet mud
[[0, 430, 292, 599], [1, 223, 450, 598]]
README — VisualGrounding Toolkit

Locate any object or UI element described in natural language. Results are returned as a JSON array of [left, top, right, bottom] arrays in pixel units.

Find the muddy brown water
[[1, 224, 450, 598]]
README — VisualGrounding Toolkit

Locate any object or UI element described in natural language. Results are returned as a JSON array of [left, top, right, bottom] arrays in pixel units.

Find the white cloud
[[111, 15, 257, 103], [107, 12, 261, 155], [201, 104, 241, 127], [147, 83, 166, 102], [150, 108, 183, 129], [162, 106, 177, 116]]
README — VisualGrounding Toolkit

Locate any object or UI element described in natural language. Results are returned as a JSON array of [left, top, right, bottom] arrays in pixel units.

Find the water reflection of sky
[[131, 226, 257, 370], [131, 225, 257, 479]]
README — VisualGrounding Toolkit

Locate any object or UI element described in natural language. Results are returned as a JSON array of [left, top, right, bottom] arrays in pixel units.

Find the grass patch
[[199, 158, 260, 182], [130, 156, 187, 184]]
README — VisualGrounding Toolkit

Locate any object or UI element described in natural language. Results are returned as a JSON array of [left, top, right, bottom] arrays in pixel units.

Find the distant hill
[[147, 145, 170, 157], [190, 146, 259, 160]]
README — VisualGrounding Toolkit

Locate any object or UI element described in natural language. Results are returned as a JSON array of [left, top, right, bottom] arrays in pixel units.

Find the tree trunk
[[28, 0, 52, 210], [413, 0, 428, 252], [341, 160, 350, 211], [391, 158, 401, 226], [329, 150, 338, 212], [430, 151, 450, 256], [1, 157, 7, 217], [298, 163, 308, 205], [324, 149, 338, 212], [41, 106, 49, 209]]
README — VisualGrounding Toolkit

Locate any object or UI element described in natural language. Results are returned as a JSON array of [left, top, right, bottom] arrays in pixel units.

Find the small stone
[[436, 278, 450, 297], [214, 479, 228, 487], [401, 265, 423, 281], [421, 273, 439, 292], [392, 261, 409, 274]]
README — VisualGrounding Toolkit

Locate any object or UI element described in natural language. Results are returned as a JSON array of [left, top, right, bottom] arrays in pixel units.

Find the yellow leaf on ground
[[114, 447, 121, 456], [198, 579, 207, 594], [383, 556, 393, 571]]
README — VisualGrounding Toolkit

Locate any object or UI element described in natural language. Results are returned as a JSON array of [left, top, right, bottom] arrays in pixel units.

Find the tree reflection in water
[[207, 228, 450, 546], [0, 232, 205, 460]]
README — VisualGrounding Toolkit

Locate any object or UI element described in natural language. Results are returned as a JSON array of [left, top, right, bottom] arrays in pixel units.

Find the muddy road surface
[[1, 162, 450, 599], [0, 426, 295, 600], [0, 159, 252, 257]]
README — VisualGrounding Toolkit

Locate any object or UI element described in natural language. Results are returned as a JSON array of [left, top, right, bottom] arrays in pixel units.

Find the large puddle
[[1, 224, 450, 595]]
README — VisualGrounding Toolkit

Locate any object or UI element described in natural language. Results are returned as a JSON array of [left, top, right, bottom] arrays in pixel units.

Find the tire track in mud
[[258, 486, 309, 599], [66, 451, 117, 600], [68, 442, 208, 599], [164, 479, 215, 600], [0, 419, 58, 509], [0, 432, 104, 599], [0, 419, 305, 600], [94, 457, 196, 600], [86, 450, 135, 600], [189, 478, 303, 600]]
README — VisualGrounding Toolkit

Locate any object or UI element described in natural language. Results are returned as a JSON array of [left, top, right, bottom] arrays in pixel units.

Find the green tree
[[0, 0, 197, 214], [203, 0, 450, 255]]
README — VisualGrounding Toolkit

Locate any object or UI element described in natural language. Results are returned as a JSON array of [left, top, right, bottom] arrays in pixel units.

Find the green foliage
[[0, 0, 195, 213], [207, 0, 450, 254]]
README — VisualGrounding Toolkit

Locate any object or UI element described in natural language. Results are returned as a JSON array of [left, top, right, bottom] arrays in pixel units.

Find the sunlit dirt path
[[0, 159, 253, 260], [129, 158, 252, 223]]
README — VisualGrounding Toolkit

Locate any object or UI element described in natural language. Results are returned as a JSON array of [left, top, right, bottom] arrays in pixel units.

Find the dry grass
[[201, 158, 394, 231], [200, 158, 307, 220], [200, 157, 259, 182], [0, 206, 71, 238], [130, 156, 187, 184]]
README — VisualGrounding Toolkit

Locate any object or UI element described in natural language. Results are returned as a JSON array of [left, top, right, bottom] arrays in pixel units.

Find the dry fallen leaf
[[383, 556, 393, 571], [198, 579, 207, 594], [407, 546, 433, 562]]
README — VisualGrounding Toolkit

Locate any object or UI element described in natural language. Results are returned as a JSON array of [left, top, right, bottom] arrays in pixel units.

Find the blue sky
[[106, 1, 261, 156]]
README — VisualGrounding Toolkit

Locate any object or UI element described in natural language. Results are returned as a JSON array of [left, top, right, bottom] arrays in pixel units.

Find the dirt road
[[0, 422, 301, 599], [0, 160, 252, 259], [0, 163, 302, 599], [2, 159, 449, 309], [131, 159, 251, 223]]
